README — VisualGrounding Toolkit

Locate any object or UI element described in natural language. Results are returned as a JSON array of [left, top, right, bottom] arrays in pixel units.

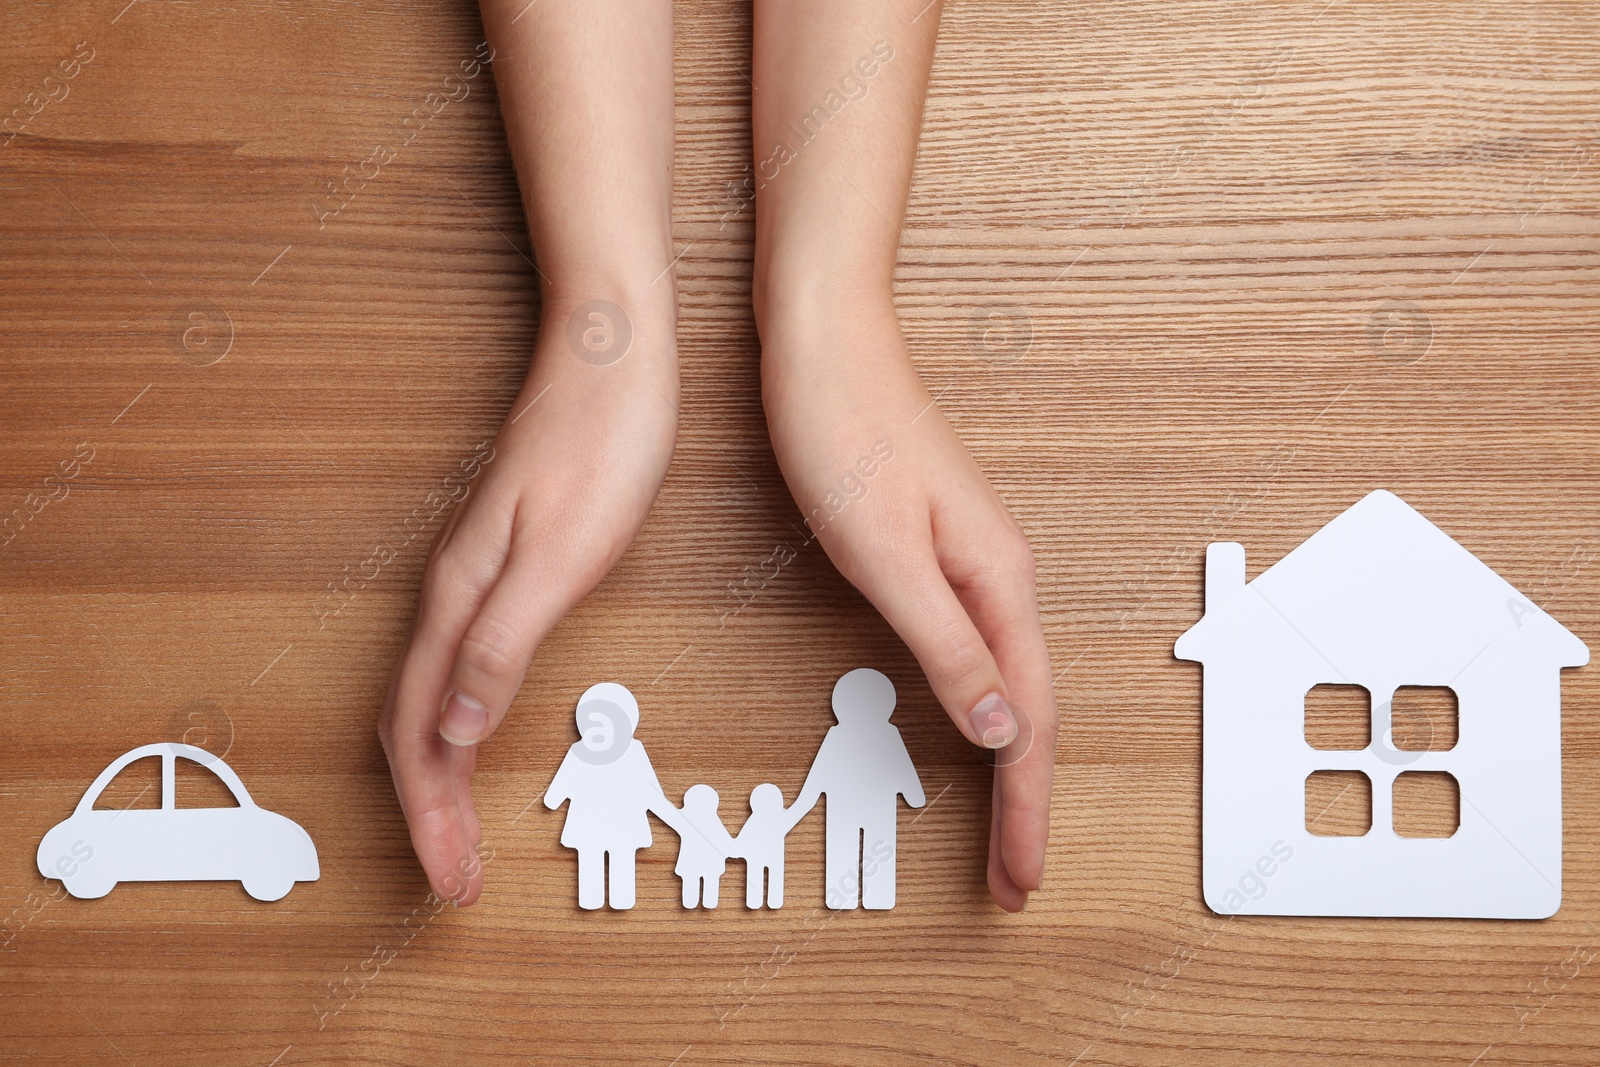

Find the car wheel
[[243, 875, 294, 902], [64, 873, 116, 899]]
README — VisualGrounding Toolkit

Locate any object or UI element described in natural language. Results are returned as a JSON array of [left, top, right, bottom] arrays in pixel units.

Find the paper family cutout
[[544, 668, 925, 910], [1177, 490, 1588, 919], [37, 742, 320, 901]]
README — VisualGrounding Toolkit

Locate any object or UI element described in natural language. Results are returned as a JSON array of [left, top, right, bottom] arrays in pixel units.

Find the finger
[[986, 774, 1029, 912], [382, 656, 487, 905], [379, 498, 511, 904], [438, 542, 576, 746], [937, 493, 1058, 894], [837, 526, 1020, 752]]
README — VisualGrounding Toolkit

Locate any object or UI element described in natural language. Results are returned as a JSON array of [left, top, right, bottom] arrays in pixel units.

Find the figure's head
[[575, 682, 638, 731], [573, 682, 638, 765], [830, 668, 896, 725], [750, 783, 783, 812], [684, 783, 719, 812]]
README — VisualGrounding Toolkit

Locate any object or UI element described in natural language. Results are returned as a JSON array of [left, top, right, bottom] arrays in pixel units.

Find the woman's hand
[[385, 0, 678, 905], [759, 290, 1057, 912], [379, 290, 678, 906]]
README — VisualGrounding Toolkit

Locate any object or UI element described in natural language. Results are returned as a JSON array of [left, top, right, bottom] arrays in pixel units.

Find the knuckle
[[420, 554, 469, 603], [833, 516, 925, 587], [1004, 525, 1037, 582], [422, 543, 499, 606], [456, 616, 524, 680], [937, 629, 993, 690]]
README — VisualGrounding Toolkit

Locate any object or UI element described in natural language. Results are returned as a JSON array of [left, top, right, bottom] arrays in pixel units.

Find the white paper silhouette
[[733, 784, 807, 909], [674, 785, 738, 908], [791, 668, 925, 910], [37, 743, 319, 901], [544, 682, 688, 910], [1176, 490, 1588, 919]]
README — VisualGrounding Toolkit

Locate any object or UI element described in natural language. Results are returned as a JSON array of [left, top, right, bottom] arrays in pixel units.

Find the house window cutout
[[1306, 770, 1372, 836], [1304, 684, 1371, 751], [91, 755, 161, 810], [1390, 686, 1458, 752], [1393, 771, 1460, 838], [176, 756, 241, 808]]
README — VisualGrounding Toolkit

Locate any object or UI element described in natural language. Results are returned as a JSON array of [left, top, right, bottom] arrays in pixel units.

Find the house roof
[[1175, 490, 1589, 676]]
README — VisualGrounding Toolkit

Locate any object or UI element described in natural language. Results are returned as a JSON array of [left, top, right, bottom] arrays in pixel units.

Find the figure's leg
[[682, 874, 696, 909], [577, 849, 603, 910], [861, 818, 898, 910], [609, 849, 637, 910], [825, 824, 862, 910], [705, 873, 720, 909], [746, 862, 763, 910], [769, 856, 785, 909]]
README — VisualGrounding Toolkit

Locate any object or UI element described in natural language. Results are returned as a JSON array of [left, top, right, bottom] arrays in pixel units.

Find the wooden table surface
[[3, 1, 1598, 1064]]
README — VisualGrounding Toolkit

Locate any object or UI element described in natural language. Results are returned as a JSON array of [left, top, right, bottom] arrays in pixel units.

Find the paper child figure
[[734, 783, 807, 909], [673, 784, 738, 909], [544, 683, 687, 910], [789, 668, 925, 910]]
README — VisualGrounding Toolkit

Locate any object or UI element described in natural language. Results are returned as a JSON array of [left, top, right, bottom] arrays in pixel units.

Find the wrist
[[533, 264, 679, 374], [753, 259, 897, 358], [540, 270, 678, 333]]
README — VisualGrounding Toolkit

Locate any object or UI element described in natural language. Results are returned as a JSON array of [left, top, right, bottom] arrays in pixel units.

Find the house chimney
[[1205, 542, 1245, 615]]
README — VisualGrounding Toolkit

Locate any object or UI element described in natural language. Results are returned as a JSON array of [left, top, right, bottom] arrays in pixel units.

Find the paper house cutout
[[1175, 490, 1588, 919], [37, 743, 319, 901]]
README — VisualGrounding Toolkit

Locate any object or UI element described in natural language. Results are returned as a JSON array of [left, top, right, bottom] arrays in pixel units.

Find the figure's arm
[[751, 0, 1057, 914], [715, 822, 740, 859], [788, 737, 832, 826], [542, 750, 578, 810], [377, 0, 681, 909], [642, 756, 689, 836], [779, 801, 811, 836], [895, 738, 925, 808], [648, 797, 689, 837]]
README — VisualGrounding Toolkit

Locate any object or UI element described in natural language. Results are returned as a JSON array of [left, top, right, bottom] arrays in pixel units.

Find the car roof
[[76, 743, 255, 812]]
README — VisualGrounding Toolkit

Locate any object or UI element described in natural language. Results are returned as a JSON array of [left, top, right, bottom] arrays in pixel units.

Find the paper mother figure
[[543, 682, 689, 910]]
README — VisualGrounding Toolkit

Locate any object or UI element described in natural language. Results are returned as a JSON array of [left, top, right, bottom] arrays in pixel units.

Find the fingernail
[[439, 690, 489, 745], [970, 692, 1017, 749]]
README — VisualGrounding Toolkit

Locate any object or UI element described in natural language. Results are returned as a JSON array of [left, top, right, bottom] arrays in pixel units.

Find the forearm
[[480, 0, 678, 320], [750, 0, 941, 329]]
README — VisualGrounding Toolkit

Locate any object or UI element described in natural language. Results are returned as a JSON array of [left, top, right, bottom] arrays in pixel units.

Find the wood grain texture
[[2, 1, 1598, 1064]]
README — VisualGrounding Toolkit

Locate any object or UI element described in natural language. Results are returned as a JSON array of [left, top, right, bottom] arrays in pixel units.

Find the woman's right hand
[[379, 289, 678, 906]]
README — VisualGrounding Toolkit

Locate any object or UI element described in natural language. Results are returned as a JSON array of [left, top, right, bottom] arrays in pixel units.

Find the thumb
[[437, 543, 579, 746]]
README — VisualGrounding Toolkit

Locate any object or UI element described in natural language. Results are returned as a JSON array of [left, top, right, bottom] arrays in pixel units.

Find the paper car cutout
[[37, 743, 319, 901], [1176, 490, 1588, 919]]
